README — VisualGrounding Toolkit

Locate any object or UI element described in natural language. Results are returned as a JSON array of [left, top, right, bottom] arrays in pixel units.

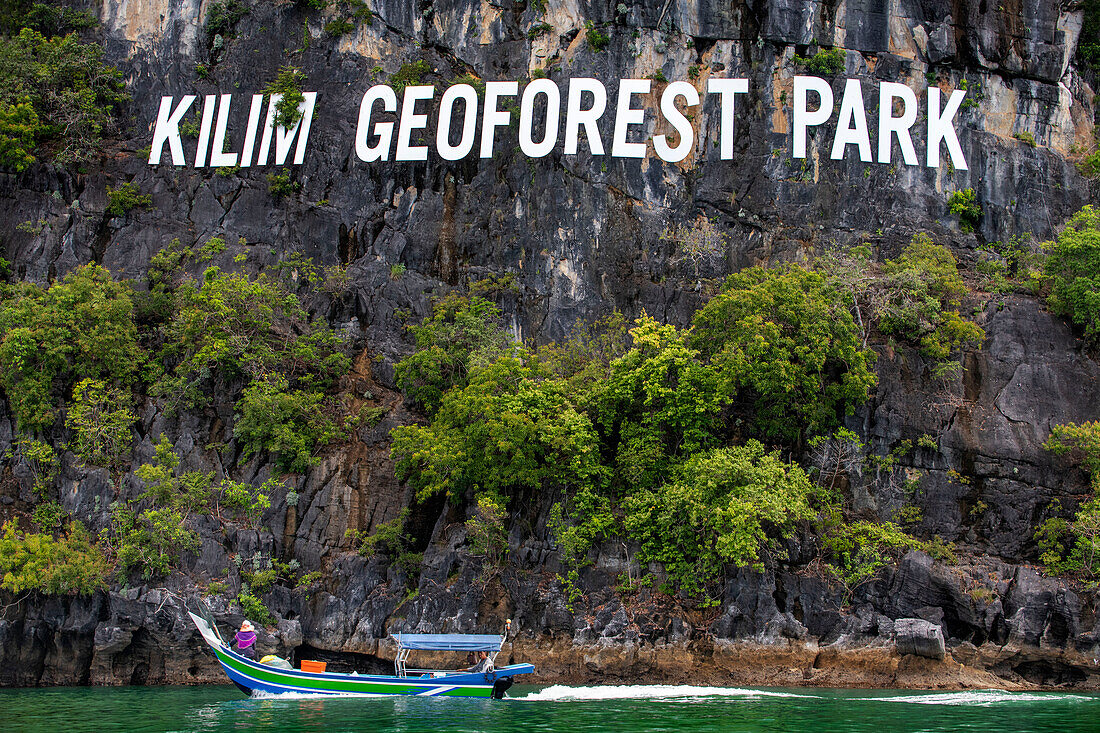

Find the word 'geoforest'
[[148, 77, 968, 170]]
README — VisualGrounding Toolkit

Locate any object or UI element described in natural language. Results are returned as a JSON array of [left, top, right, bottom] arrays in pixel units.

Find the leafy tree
[[0, 29, 127, 164], [596, 315, 724, 491], [466, 494, 509, 567], [879, 233, 984, 374], [0, 264, 141, 429], [622, 441, 816, 596], [948, 189, 982, 233], [392, 354, 605, 503], [110, 437, 207, 579], [154, 267, 348, 410], [822, 519, 924, 596], [1036, 423, 1100, 577], [1035, 497, 1100, 577], [345, 508, 423, 579], [1044, 206, 1100, 344], [394, 293, 513, 416], [0, 98, 39, 170], [65, 378, 137, 474], [1045, 421, 1100, 488], [233, 374, 341, 473], [14, 436, 57, 497], [0, 519, 109, 595], [692, 265, 876, 444]]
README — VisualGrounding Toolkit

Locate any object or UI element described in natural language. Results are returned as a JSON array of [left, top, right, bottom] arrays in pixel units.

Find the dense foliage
[[692, 265, 877, 443], [0, 27, 125, 165], [623, 442, 816, 595], [1043, 206, 1100, 344], [0, 264, 141, 430], [0, 519, 109, 595], [1036, 423, 1100, 578], [393, 294, 513, 415]]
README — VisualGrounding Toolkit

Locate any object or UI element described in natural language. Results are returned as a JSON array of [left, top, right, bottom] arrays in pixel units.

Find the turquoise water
[[6, 684, 1100, 732]]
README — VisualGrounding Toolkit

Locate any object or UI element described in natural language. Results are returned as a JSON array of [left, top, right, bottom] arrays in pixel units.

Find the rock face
[[1, 0, 1100, 690], [895, 618, 947, 660]]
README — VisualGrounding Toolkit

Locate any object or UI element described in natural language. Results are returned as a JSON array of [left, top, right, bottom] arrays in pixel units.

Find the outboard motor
[[491, 676, 514, 699]]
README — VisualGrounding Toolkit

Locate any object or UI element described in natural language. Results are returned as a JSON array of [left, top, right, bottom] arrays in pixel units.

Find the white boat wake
[[853, 690, 1091, 706], [515, 685, 818, 701]]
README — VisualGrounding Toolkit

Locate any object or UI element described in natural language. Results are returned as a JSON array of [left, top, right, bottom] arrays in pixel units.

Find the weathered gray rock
[[895, 618, 947, 660], [1, 0, 1099, 691]]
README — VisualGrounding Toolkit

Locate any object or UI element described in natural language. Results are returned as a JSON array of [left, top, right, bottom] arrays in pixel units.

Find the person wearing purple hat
[[234, 620, 257, 660]]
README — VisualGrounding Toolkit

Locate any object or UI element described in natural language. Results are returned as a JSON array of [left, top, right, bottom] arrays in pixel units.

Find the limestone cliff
[[1, 0, 1099, 689]]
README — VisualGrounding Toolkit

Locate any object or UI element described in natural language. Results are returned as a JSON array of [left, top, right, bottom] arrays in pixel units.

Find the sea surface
[[6, 684, 1099, 732]]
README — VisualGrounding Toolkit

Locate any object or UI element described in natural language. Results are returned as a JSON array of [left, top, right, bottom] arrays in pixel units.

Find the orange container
[[300, 660, 327, 673]]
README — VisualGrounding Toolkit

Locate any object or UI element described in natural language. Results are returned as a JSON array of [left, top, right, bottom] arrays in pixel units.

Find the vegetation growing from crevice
[[263, 65, 307, 129], [948, 188, 982, 233], [1043, 205, 1100, 345], [794, 47, 845, 76], [0, 28, 126, 165], [389, 60, 431, 94], [0, 264, 142, 430]]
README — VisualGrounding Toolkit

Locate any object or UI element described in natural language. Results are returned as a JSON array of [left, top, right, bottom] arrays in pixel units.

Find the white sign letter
[[564, 78, 607, 155], [706, 78, 747, 160], [927, 87, 968, 170], [395, 86, 434, 161], [148, 95, 196, 166], [480, 81, 519, 158], [830, 78, 872, 162], [355, 86, 397, 162], [436, 84, 478, 161], [793, 76, 833, 159], [209, 93, 238, 168], [519, 78, 561, 158], [654, 82, 698, 163], [194, 94, 216, 168], [612, 79, 651, 158], [239, 94, 264, 168], [878, 82, 918, 165]]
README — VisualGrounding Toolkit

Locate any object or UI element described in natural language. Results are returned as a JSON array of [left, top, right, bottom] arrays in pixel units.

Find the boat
[[188, 611, 533, 698]]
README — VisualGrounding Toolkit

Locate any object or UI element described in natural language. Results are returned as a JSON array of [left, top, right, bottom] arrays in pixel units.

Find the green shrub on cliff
[[596, 315, 725, 491], [1034, 497, 1100, 578], [948, 189, 982, 233], [878, 233, 985, 375], [794, 47, 845, 76], [65, 378, 137, 475], [623, 441, 817, 596], [106, 182, 152, 217], [392, 353, 605, 503], [822, 519, 924, 595], [0, 28, 126, 165], [1043, 206, 1100, 345], [233, 374, 341, 474], [0, 264, 141, 430], [154, 267, 348, 411], [0, 519, 109, 595], [263, 65, 306, 129], [394, 293, 513, 416], [110, 437, 207, 579], [692, 265, 877, 444], [0, 98, 40, 171]]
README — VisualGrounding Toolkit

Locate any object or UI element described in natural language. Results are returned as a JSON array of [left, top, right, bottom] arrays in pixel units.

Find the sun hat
[[240, 620, 254, 632]]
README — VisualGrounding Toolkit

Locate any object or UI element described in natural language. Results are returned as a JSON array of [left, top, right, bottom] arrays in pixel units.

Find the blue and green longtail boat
[[188, 612, 534, 698]]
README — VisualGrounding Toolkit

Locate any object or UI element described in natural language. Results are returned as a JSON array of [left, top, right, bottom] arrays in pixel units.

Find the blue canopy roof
[[393, 633, 504, 652]]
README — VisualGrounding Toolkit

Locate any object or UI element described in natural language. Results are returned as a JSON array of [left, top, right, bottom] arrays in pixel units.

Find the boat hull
[[191, 611, 533, 698], [212, 644, 501, 697]]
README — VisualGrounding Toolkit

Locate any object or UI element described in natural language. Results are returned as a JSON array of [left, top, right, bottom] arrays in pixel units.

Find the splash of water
[[515, 685, 818, 701], [854, 690, 1090, 706]]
